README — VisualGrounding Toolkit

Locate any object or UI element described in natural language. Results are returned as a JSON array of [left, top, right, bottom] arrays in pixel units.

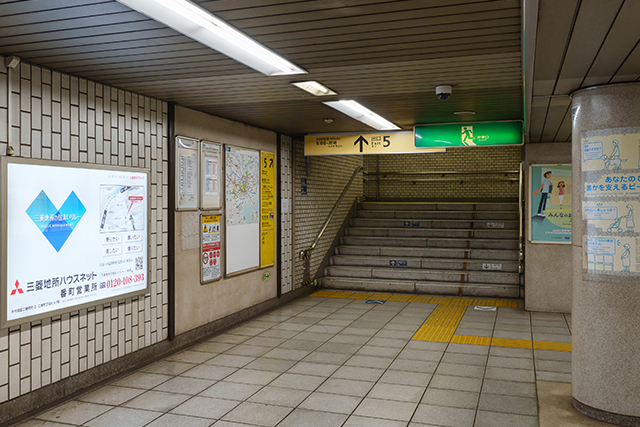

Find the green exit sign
[[415, 121, 523, 148]]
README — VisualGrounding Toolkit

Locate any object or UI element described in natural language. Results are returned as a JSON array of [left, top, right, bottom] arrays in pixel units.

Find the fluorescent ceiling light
[[292, 81, 337, 96], [323, 100, 401, 130], [117, 0, 306, 76]]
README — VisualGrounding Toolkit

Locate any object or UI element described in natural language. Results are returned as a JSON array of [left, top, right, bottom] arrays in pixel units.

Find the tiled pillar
[[571, 83, 640, 426]]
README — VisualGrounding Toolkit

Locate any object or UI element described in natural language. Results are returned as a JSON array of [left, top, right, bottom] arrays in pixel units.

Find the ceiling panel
[[0, 0, 525, 136], [530, 0, 640, 143]]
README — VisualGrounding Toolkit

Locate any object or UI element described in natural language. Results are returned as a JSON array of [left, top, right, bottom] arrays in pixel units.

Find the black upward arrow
[[354, 135, 369, 152]]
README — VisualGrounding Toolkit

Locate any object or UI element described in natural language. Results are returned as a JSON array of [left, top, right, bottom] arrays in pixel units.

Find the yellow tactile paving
[[533, 341, 572, 352], [309, 290, 570, 352], [491, 337, 533, 349], [451, 334, 492, 346]]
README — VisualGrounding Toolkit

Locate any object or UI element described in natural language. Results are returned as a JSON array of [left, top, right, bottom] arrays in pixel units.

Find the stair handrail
[[300, 166, 364, 259], [365, 170, 519, 176]]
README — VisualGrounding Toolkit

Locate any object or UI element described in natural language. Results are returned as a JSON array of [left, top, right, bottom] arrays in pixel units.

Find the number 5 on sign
[[261, 151, 276, 268]]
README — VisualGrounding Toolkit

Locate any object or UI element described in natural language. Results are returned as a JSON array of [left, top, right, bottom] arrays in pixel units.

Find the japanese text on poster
[[201, 215, 221, 283], [581, 130, 640, 278], [529, 164, 572, 243], [261, 152, 276, 268], [200, 142, 222, 210], [2, 158, 148, 327]]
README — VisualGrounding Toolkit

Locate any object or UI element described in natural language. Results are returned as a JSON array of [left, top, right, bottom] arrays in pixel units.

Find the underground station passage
[[1, 1, 640, 426]]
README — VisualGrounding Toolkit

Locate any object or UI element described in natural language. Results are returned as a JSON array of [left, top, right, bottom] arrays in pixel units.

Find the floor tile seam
[[528, 308, 542, 422], [329, 303, 443, 427], [473, 304, 500, 426]]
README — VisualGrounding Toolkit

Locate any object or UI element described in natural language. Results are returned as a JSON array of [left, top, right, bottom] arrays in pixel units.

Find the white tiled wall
[[280, 135, 294, 294], [0, 58, 169, 403]]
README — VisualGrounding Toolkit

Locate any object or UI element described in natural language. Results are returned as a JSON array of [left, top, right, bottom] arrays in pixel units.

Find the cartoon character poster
[[529, 164, 572, 244], [581, 131, 640, 278]]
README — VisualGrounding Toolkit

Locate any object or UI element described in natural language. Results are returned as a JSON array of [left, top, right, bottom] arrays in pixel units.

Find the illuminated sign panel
[[415, 121, 523, 148], [1, 158, 149, 327]]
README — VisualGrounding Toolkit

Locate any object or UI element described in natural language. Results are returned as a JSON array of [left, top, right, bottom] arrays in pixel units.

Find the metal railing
[[299, 166, 364, 260], [364, 170, 519, 182]]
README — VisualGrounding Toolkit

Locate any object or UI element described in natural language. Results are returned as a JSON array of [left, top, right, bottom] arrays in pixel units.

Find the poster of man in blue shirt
[[533, 170, 553, 217]]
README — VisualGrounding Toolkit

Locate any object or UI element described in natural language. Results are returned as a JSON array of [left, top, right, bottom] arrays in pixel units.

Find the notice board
[[260, 151, 276, 268], [176, 136, 198, 210], [225, 146, 260, 275], [1, 157, 149, 328], [200, 141, 222, 210]]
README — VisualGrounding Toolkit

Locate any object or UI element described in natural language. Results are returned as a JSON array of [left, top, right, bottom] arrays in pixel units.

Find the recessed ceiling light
[[454, 111, 476, 115], [292, 81, 337, 96], [324, 118, 334, 123], [117, 0, 306, 76], [323, 100, 401, 131]]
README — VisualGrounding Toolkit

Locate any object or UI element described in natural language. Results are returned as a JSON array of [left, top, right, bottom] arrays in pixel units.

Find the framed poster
[[201, 214, 222, 283], [1, 157, 149, 328], [225, 146, 260, 275], [581, 129, 640, 279], [529, 164, 572, 244], [175, 136, 199, 210], [260, 151, 276, 268], [200, 141, 222, 210]]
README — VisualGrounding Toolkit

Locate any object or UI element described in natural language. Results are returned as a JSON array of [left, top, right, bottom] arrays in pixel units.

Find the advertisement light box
[[1, 158, 150, 327]]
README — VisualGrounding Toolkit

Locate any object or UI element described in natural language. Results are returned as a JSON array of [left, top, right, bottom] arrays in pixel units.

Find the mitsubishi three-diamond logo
[[26, 190, 86, 252]]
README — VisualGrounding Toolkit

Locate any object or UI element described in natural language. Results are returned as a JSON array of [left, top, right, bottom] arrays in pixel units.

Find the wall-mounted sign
[[529, 164, 572, 244], [305, 132, 446, 156], [415, 121, 523, 148], [200, 141, 222, 210], [176, 136, 199, 210], [260, 151, 276, 268], [1, 157, 149, 328], [201, 214, 222, 283], [225, 146, 260, 275], [581, 130, 640, 279]]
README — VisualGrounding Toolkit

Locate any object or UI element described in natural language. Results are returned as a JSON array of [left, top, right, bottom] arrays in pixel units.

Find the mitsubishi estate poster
[[1, 158, 149, 327]]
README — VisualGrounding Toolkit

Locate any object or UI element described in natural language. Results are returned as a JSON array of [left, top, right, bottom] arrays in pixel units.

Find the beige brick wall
[[364, 146, 522, 200], [293, 147, 363, 287]]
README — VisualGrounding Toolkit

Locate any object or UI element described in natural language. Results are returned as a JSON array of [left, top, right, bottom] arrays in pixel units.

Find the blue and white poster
[[529, 164, 572, 244], [2, 158, 149, 327]]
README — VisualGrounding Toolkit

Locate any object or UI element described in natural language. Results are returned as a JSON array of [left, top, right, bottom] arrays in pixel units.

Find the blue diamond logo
[[26, 191, 86, 252]]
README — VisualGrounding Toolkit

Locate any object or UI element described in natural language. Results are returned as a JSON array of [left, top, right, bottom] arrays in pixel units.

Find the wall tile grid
[[293, 142, 363, 287], [364, 146, 522, 199], [0, 59, 168, 403], [280, 135, 294, 294]]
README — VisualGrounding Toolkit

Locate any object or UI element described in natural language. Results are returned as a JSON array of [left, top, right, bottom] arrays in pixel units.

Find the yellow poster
[[260, 151, 276, 268], [305, 132, 446, 156]]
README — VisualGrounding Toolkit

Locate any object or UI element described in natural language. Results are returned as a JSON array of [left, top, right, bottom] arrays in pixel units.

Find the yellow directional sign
[[304, 132, 445, 156]]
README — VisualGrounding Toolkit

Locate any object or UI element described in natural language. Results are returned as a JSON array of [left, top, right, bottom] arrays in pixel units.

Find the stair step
[[330, 255, 519, 272], [320, 277, 520, 298], [361, 202, 519, 212], [325, 266, 519, 285], [355, 210, 519, 221], [350, 218, 519, 230], [335, 245, 519, 261], [346, 227, 518, 239], [341, 236, 518, 250]]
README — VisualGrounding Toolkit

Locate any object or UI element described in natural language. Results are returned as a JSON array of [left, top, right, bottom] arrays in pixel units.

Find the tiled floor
[[14, 291, 573, 427]]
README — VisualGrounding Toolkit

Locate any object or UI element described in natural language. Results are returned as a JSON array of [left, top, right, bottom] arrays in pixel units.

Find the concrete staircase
[[320, 201, 521, 298]]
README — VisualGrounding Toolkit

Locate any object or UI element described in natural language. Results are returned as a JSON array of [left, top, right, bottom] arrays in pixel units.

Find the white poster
[[225, 146, 260, 274], [200, 141, 222, 210], [176, 136, 198, 210], [581, 130, 640, 279], [2, 159, 149, 327]]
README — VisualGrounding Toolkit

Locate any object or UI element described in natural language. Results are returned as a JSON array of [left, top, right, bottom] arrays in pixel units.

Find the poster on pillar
[[581, 130, 640, 279], [529, 164, 572, 244], [260, 151, 276, 268]]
